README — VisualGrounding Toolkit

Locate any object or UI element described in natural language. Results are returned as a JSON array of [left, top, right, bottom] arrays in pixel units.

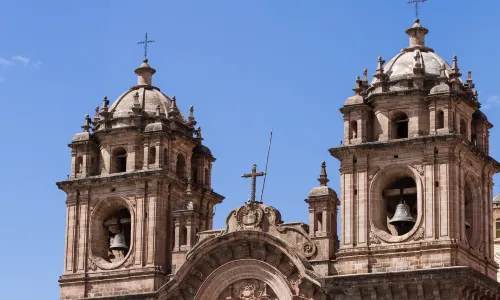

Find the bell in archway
[[389, 200, 415, 227], [110, 231, 128, 251]]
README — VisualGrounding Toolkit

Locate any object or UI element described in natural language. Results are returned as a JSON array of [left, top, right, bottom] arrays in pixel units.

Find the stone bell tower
[[56, 57, 224, 299], [330, 19, 500, 279]]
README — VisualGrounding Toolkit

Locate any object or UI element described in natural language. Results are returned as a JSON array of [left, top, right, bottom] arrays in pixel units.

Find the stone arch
[[75, 156, 83, 174], [148, 146, 156, 164], [391, 111, 409, 139], [369, 164, 424, 243], [349, 120, 358, 139], [463, 172, 482, 248], [165, 231, 322, 300], [89, 197, 135, 270], [111, 147, 127, 173], [194, 260, 294, 300], [436, 110, 444, 129]]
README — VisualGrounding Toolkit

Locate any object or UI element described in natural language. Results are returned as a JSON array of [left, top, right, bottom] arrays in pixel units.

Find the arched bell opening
[[111, 147, 127, 173], [464, 182, 474, 242], [90, 199, 133, 266], [75, 156, 83, 174], [383, 176, 417, 236], [392, 112, 409, 139], [148, 147, 156, 165], [349, 120, 358, 139], [103, 208, 131, 263], [436, 110, 444, 129]]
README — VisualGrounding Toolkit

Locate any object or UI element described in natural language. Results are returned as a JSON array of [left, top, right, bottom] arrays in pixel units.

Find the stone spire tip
[[318, 161, 329, 187]]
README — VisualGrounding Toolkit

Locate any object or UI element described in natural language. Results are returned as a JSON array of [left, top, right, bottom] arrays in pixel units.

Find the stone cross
[[407, 0, 427, 18], [242, 164, 265, 203], [137, 32, 155, 59]]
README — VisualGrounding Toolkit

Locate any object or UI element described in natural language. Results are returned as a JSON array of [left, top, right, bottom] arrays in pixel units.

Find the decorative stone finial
[[362, 68, 369, 85], [374, 56, 386, 80], [155, 104, 161, 118], [102, 96, 109, 112], [134, 58, 156, 86], [194, 126, 202, 139], [474, 90, 479, 102], [131, 92, 143, 114], [318, 161, 329, 187], [466, 71, 475, 89], [449, 56, 462, 83], [169, 96, 180, 117], [93, 105, 100, 123], [438, 65, 447, 82], [189, 105, 195, 122], [82, 114, 91, 132], [352, 76, 363, 95], [413, 50, 424, 75], [451, 56, 461, 75], [100, 96, 110, 119], [405, 18, 429, 49]]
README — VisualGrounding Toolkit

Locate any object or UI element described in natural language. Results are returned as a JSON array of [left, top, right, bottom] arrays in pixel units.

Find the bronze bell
[[389, 200, 415, 227], [110, 231, 128, 251]]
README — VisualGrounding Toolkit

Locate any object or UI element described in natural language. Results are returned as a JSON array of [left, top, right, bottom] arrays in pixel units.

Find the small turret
[[134, 58, 156, 86], [405, 18, 429, 49], [305, 161, 339, 275]]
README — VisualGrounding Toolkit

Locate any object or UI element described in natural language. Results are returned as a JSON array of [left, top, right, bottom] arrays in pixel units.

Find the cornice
[[329, 134, 458, 159]]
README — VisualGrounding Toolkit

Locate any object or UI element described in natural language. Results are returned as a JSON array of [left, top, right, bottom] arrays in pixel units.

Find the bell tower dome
[[56, 58, 224, 299], [330, 19, 500, 279]]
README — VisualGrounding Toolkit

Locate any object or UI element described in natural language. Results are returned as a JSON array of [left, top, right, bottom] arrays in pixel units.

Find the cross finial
[[407, 0, 427, 19], [137, 32, 155, 59], [242, 164, 266, 203]]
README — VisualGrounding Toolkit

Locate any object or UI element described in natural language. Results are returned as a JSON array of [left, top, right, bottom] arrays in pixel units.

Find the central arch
[[194, 259, 293, 300], [369, 164, 424, 243]]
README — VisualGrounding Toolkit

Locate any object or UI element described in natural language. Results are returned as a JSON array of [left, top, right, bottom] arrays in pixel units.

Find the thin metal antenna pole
[[260, 130, 273, 203]]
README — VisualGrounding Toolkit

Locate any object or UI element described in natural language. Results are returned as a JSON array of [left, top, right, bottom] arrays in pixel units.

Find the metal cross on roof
[[407, 0, 427, 19], [137, 32, 155, 59], [242, 164, 266, 203]]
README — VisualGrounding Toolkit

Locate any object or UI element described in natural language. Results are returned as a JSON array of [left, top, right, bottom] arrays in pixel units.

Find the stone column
[[173, 218, 180, 252], [134, 180, 146, 266]]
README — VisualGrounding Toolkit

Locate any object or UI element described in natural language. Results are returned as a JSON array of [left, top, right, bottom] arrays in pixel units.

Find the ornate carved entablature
[[161, 230, 326, 300], [222, 202, 317, 259]]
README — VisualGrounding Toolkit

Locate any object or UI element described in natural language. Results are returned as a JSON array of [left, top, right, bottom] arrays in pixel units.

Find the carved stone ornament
[[88, 257, 98, 271], [412, 163, 425, 176], [369, 229, 382, 244], [236, 203, 265, 230], [128, 198, 137, 207], [218, 279, 278, 300], [412, 226, 425, 241], [221, 202, 318, 259]]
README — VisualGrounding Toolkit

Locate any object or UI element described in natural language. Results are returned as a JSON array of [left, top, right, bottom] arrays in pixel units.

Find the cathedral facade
[[57, 19, 500, 299]]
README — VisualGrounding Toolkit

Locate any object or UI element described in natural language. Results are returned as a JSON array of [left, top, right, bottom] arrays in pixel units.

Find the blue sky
[[1, 1, 499, 299]]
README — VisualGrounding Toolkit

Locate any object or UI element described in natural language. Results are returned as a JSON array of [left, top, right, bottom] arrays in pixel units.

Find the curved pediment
[[196, 202, 317, 260], [161, 231, 325, 300]]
